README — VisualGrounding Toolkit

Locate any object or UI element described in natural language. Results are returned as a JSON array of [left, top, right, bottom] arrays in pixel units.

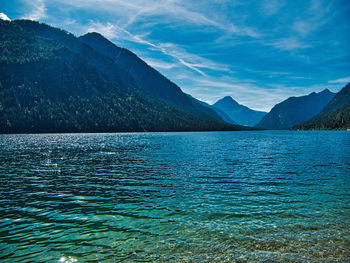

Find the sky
[[1, 0, 350, 111]]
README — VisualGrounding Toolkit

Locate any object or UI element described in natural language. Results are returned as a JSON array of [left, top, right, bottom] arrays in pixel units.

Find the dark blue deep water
[[0, 131, 349, 262]]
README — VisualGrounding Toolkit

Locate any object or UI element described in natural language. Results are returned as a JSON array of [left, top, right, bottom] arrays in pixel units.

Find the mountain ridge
[[256, 89, 336, 130], [0, 19, 247, 133], [292, 83, 350, 130], [79, 32, 222, 121]]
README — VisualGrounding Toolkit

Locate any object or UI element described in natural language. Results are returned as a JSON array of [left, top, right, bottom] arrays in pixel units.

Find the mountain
[[212, 96, 266, 126], [293, 83, 350, 130], [211, 107, 238, 125], [79, 32, 221, 121], [188, 95, 237, 125], [256, 89, 336, 130], [0, 19, 244, 133]]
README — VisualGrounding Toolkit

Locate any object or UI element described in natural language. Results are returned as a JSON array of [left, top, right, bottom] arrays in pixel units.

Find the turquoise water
[[0, 131, 349, 262]]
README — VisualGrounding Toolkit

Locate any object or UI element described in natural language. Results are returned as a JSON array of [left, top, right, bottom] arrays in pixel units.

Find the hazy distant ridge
[[212, 96, 266, 126]]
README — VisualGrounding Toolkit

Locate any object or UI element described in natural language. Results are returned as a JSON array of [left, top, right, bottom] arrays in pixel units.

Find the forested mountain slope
[[293, 83, 350, 130], [0, 20, 242, 133], [256, 89, 335, 130]]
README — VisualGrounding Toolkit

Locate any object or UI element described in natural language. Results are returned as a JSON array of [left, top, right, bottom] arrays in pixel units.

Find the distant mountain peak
[[216, 96, 240, 107], [222, 95, 234, 100], [320, 88, 331, 94], [212, 96, 266, 126]]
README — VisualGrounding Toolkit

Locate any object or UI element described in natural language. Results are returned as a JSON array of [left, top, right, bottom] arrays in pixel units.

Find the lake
[[0, 131, 349, 262]]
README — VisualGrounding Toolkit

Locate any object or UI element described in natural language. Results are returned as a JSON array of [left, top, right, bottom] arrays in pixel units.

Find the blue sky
[[1, 0, 350, 111]]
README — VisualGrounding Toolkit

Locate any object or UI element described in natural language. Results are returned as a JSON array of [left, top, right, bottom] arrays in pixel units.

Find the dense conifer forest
[[0, 20, 245, 133]]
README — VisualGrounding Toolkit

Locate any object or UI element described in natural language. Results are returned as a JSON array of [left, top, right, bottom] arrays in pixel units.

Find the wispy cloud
[[262, 0, 286, 16], [143, 58, 178, 70], [267, 37, 310, 51], [178, 59, 206, 76], [173, 74, 303, 111], [86, 20, 155, 47], [292, 1, 331, 37], [0, 12, 10, 21], [292, 20, 314, 37], [260, 0, 332, 53], [86, 20, 233, 76], [328, 77, 350, 84], [48, 0, 260, 39], [155, 42, 233, 75], [86, 21, 120, 39], [176, 72, 343, 111], [23, 0, 47, 20], [220, 23, 261, 39]]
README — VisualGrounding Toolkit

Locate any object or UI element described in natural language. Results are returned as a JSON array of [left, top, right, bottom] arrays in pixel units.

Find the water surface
[[0, 131, 349, 262]]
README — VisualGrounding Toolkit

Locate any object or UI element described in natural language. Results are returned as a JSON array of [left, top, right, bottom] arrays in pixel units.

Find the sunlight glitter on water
[[59, 256, 78, 263]]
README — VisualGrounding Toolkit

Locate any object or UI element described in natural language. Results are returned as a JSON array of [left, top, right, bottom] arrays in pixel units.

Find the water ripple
[[0, 131, 349, 262]]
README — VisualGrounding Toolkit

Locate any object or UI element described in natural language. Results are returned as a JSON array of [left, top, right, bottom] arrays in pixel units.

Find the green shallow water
[[0, 131, 349, 262]]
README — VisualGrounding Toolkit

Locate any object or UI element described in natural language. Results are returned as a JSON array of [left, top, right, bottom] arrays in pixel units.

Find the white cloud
[[0, 12, 10, 21], [262, 0, 286, 16], [154, 42, 232, 76], [143, 58, 178, 70], [328, 77, 350, 84], [24, 0, 47, 20], [292, 6, 330, 37], [173, 74, 297, 111], [260, 0, 332, 54], [267, 37, 310, 51], [178, 59, 206, 76], [48, 0, 260, 39], [86, 20, 158, 48], [86, 21, 120, 39], [292, 20, 314, 37], [85, 21, 233, 76], [175, 73, 342, 112], [155, 42, 233, 74], [48, 0, 217, 27], [221, 23, 261, 39], [291, 2, 331, 38]]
